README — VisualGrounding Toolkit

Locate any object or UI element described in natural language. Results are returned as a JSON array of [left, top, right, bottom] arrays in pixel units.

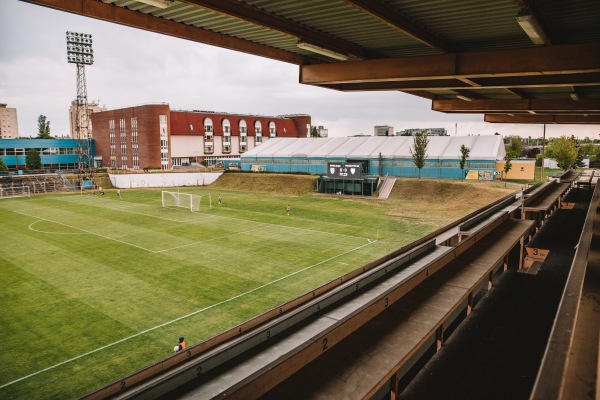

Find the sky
[[1, 0, 598, 140]]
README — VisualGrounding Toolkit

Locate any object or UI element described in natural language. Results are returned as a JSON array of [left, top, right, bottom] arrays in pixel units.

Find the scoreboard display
[[327, 162, 364, 179]]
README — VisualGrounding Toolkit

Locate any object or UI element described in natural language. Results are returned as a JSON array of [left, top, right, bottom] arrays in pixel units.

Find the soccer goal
[[0, 185, 31, 199], [162, 191, 210, 212]]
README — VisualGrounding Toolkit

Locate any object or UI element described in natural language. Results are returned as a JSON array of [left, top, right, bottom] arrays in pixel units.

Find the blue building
[[240, 136, 505, 180], [0, 138, 90, 170]]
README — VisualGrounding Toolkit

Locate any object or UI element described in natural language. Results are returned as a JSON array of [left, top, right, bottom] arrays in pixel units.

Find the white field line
[[65, 195, 370, 241], [15, 211, 156, 253], [28, 220, 86, 235], [203, 212, 369, 241], [18, 206, 371, 255], [9, 195, 213, 224], [19, 212, 289, 254], [48, 197, 212, 224], [154, 226, 268, 253], [0, 239, 377, 390]]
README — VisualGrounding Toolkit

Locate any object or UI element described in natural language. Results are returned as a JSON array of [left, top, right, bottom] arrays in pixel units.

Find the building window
[[223, 119, 231, 154], [160, 114, 169, 170], [119, 118, 127, 169], [239, 120, 247, 153], [269, 121, 276, 138], [109, 119, 116, 169], [222, 118, 231, 134], [204, 118, 213, 133], [131, 117, 139, 170], [255, 121, 262, 144], [204, 135, 213, 153], [204, 117, 214, 154]]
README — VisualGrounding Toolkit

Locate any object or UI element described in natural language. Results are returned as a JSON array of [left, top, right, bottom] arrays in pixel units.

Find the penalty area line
[[0, 239, 377, 390]]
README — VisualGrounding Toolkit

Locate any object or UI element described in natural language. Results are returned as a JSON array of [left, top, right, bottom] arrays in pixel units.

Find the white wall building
[[374, 125, 394, 136]]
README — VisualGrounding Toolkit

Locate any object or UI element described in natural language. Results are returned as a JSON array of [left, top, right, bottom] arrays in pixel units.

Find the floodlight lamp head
[[136, 0, 174, 8], [516, 14, 548, 45], [456, 95, 473, 101], [66, 31, 94, 65], [297, 41, 349, 61]]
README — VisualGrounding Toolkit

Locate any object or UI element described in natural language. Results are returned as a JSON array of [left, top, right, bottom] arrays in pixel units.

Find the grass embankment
[[210, 172, 317, 195], [386, 179, 515, 227], [211, 173, 515, 231], [0, 175, 515, 399]]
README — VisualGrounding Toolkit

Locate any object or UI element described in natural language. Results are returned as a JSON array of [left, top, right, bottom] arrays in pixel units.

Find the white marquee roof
[[243, 136, 506, 160]]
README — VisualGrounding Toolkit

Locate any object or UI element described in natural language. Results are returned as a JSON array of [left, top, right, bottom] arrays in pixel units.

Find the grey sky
[[1, 0, 597, 139]]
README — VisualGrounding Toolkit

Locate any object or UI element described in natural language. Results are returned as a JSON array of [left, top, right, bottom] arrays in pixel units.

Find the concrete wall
[[109, 172, 223, 188]]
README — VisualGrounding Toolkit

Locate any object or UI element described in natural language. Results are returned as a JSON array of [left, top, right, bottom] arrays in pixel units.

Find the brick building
[[92, 104, 310, 170]]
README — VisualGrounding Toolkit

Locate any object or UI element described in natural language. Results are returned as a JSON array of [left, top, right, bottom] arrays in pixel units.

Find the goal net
[[162, 191, 207, 212], [0, 185, 31, 199]]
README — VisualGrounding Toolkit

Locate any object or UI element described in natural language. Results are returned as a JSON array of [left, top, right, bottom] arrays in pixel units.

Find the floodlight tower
[[66, 31, 94, 179]]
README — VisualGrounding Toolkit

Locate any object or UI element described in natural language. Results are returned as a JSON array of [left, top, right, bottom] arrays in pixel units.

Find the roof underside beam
[[21, 0, 308, 65], [181, 0, 382, 60], [300, 43, 600, 85], [312, 72, 600, 91], [341, 0, 453, 52], [432, 99, 600, 113], [484, 114, 600, 124]]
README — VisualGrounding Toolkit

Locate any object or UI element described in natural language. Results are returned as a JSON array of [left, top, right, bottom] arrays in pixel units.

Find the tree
[[37, 115, 52, 139], [505, 135, 523, 158], [580, 141, 598, 159], [26, 149, 42, 170], [459, 144, 470, 180], [410, 132, 429, 178], [573, 136, 586, 168], [311, 126, 318, 137], [548, 136, 578, 171], [535, 153, 543, 166], [0, 158, 7, 172], [503, 154, 513, 187]]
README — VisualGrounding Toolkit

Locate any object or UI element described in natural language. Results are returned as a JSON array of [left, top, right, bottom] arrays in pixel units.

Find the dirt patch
[[210, 172, 317, 196]]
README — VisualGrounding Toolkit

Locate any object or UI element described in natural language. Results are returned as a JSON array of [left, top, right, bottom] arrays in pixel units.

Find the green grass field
[[0, 180, 514, 399]]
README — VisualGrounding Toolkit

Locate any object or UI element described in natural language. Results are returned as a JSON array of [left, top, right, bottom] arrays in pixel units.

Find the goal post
[[0, 185, 31, 199], [162, 191, 210, 212]]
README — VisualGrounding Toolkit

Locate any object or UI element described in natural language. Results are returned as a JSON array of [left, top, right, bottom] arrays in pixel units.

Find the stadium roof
[[242, 136, 506, 160], [23, 0, 600, 124]]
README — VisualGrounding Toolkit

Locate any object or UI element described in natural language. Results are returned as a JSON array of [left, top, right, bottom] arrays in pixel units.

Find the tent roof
[[243, 136, 506, 160]]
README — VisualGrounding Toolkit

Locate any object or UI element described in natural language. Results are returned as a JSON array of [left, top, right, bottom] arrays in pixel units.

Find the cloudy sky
[[1, 0, 598, 139]]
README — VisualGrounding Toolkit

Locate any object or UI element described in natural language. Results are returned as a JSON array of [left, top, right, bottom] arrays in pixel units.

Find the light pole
[[66, 31, 94, 181]]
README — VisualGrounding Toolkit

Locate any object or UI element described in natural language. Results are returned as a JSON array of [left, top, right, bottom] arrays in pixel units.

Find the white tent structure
[[241, 136, 506, 180]]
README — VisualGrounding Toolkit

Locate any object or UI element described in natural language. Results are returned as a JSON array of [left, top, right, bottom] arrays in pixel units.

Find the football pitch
[[0, 188, 434, 399]]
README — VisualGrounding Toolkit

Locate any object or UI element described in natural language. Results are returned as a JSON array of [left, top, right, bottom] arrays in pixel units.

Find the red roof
[[170, 111, 304, 137]]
